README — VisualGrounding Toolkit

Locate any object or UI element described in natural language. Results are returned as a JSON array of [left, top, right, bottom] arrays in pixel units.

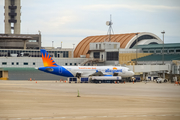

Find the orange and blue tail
[[40, 49, 58, 67]]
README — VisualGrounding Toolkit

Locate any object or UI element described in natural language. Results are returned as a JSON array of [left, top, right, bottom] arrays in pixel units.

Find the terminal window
[[143, 51, 148, 53], [156, 50, 161, 53], [65, 63, 68, 65], [163, 50, 168, 53], [74, 63, 77, 65], [70, 63, 72, 65], [2, 62, 7, 65], [12, 62, 14, 65], [16, 62, 19, 65], [24, 62, 28, 65], [106, 52, 118, 61], [94, 52, 100, 58], [33, 62, 35, 65], [169, 50, 174, 53], [176, 49, 180, 52]]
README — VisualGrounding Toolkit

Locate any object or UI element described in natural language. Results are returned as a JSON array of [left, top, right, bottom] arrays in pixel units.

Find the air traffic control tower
[[4, 0, 21, 34]]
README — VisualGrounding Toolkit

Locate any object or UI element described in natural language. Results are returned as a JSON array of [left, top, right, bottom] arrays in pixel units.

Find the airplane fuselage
[[38, 66, 134, 78], [38, 49, 134, 78]]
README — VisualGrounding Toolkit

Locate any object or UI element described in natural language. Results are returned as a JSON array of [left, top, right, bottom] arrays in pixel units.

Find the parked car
[[156, 78, 168, 83]]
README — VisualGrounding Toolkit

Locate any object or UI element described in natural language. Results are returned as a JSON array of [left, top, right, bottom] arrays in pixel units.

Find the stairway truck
[[91, 76, 122, 83]]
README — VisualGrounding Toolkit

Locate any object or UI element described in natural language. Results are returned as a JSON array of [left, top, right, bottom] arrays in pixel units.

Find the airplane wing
[[90, 71, 119, 76]]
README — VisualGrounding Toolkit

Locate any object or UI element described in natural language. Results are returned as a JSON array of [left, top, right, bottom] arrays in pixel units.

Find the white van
[[156, 78, 168, 83]]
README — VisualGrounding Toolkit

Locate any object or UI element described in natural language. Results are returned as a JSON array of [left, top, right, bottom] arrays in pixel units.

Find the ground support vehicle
[[91, 76, 122, 84], [156, 78, 168, 83]]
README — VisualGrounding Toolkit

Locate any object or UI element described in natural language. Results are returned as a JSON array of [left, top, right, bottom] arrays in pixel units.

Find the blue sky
[[0, 0, 180, 48]]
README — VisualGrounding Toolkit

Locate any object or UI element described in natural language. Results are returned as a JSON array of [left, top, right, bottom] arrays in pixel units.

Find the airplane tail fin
[[40, 49, 58, 67]]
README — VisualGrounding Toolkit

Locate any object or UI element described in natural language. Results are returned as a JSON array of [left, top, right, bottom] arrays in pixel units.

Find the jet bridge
[[127, 65, 169, 80]]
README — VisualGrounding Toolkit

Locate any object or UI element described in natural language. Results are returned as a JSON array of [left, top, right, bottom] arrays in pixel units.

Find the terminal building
[[0, 32, 180, 80], [74, 32, 163, 58]]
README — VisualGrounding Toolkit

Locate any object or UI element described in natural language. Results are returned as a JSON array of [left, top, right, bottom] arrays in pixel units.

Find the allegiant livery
[[38, 49, 134, 78]]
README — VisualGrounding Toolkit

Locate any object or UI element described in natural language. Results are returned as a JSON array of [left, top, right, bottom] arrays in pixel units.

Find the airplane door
[[122, 68, 126, 74], [59, 67, 62, 74]]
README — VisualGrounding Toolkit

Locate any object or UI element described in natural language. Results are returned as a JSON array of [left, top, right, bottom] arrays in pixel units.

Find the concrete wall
[[0, 34, 41, 49], [2, 68, 66, 80], [0, 57, 87, 67], [3, 71, 9, 78], [90, 42, 120, 50], [14, 0, 21, 34], [68, 51, 72, 58], [119, 53, 152, 65], [4, 0, 11, 34]]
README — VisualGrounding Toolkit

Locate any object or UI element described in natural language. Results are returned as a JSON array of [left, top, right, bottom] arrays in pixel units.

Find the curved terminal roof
[[74, 32, 162, 58]]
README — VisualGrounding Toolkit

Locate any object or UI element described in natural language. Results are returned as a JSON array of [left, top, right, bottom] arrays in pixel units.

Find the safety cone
[[133, 81, 134, 84], [36, 81, 37, 83], [124, 81, 125, 84]]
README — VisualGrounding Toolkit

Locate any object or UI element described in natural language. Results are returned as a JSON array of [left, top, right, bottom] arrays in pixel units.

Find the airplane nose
[[131, 71, 134, 76]]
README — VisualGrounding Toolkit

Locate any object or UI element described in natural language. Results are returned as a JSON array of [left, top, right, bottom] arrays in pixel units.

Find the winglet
[[40, 49, 58, 67]]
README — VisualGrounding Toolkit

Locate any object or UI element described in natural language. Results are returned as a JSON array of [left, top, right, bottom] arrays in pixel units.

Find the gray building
[[86, 42, 120, 66], [0, 33, 41, 49]]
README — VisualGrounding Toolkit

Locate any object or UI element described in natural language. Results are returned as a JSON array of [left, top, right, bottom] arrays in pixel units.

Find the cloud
[[1, 0, 180, 48], [82, 4, 180, 12], [0, 1, 4, 6]]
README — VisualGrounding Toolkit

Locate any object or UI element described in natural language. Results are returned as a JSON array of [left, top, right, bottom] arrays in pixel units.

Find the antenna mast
[[106, 14, 114, 42]]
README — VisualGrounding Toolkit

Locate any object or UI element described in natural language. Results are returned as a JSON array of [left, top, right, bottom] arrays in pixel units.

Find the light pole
[[136, 33, 138, 65], [73, 44, 75, 49], [161, 31, 165, 65], [72, 44, 75, 58], [52, 41, 54, 49]]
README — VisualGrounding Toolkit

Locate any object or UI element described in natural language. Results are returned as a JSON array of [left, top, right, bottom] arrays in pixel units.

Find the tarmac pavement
[[0, 80, 180, 120]]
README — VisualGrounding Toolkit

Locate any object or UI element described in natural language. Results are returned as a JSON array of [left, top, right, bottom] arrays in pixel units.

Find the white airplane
[[38, 49, 134, 78]]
